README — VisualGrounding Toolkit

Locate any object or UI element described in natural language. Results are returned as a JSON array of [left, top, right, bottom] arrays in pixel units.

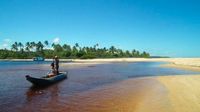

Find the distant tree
[[18, 42, 22, 49], [1, 41, 151, 59], [36, 41, 44, 52], [11, 42, 18, 51], [30, 42, 36, 51], [25, 42, 30, 52], [141, 51, 150, 58], [63, 44, 71, 51], [136, 51, 140, 57], [109, 46, 116, 54], [75, 43, 79, 47], [0, 50, 9, 59], [44, 40, 49, 49], [74, 43, 80, 51], [117, 49, 124, 57], [53, 44, 63, 52], [51, 43, 55, 48], [93, 43, 99, 51], [125, 50, 131, 57], [72, 46, 78, 52], [18, 42, 24, 52]]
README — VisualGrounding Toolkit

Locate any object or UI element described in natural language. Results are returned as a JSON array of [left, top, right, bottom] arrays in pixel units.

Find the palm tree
[[136, 51, 140, 57], [11, 42, 18, 51], [117, 49, 123, 57], [109, 46, 116, 54], [72, 46, 78, 52], [93, 43, 99, 51], [85, 47, 90, 53], [30, 42, 36, 51], [7, 40, 151, 59], [18, 42, 24, 51], [82, 47, 86, 53], [25, 42, 30, 52], [75, 43, 80, 51], [141, 51, 150, 58], [132, 49, 136, 57], [125, 50, 131, 57], [75, 43, 79, 48], [63, 44, 67, 50], [51, 43, 62, 53], [63, 44, 71, 51], [44, 40, 49, 49], [36, 41, 44, 52]]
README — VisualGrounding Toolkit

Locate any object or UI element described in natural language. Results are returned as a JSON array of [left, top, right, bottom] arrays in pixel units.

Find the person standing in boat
[[55, 56, 59, 75]]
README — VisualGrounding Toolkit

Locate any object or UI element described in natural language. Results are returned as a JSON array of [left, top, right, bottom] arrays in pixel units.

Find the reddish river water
[[0, 61, 199, 112]]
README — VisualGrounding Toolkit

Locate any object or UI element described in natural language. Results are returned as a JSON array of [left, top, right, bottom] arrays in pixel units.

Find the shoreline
[[0, 58, 154, 62], [161, 63, 200, 72], [1, 58, 200, 71]]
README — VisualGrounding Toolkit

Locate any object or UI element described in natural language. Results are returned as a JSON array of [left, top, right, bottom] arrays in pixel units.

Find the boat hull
[[26, 72, 67, 86]]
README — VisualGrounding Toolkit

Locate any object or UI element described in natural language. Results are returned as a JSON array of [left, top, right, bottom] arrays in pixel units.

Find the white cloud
[[1, 38, 12, 49], [53, 37, 60, 44], [4, 38, 11, 43], [2, 43, 8, 47]]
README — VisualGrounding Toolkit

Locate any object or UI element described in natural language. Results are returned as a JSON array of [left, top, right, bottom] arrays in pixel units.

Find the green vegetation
[[0, 41, 150, 59]]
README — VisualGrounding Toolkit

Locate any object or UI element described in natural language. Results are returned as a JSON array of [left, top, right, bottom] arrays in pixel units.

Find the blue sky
[[0, 0, 200, 57]]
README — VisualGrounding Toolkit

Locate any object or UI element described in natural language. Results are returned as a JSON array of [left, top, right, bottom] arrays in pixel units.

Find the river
[[0, 61, 199, 112]]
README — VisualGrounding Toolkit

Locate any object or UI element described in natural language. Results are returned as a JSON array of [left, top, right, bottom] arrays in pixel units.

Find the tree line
[[0, 41, 150, 59]]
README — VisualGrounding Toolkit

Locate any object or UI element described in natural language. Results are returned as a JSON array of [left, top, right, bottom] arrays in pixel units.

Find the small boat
[[26, 72, 68, 86], [33, 57, 45, 61]]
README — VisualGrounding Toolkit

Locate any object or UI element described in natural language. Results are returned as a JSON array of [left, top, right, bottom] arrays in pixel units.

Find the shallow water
[[0, 61, 199, 112]]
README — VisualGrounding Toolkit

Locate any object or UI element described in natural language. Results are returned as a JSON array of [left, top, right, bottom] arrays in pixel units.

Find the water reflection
[[26, 85, 49, 102], [25, 79, 66, 103]]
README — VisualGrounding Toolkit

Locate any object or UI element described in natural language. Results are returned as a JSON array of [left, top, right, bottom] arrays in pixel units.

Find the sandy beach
[[59, 58, 200, 71]]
